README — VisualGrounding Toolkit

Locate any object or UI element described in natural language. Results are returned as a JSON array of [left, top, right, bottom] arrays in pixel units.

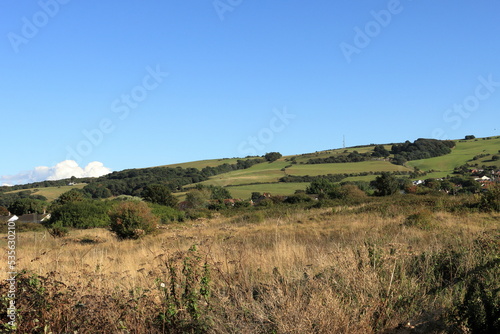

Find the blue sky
[[1, 0, 500, 184]]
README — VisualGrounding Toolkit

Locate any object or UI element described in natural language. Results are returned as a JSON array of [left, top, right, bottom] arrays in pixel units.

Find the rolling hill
[[4, 136, 500, 201], [165, 136, 500, 199]]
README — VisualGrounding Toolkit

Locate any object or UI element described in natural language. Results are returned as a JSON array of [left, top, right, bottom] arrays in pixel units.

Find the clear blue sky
[[1, 0, 500, 184]]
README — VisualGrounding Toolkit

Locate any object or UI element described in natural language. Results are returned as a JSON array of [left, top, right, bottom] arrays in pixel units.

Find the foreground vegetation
[[1, 194, 499, 333], [1, 135, 499, 332]]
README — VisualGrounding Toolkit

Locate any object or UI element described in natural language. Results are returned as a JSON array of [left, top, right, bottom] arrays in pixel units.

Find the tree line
[[305, 139, 455, 165]]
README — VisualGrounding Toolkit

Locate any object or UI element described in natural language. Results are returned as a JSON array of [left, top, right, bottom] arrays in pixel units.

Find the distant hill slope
[[181, 136, 500, 199], [4, 184, 86, 202], [3, 136, 499, 202], [407, 137, 500, 174]]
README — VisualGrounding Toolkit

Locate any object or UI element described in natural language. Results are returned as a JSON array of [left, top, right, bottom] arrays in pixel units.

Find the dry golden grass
[[1, 206, 499, 333]]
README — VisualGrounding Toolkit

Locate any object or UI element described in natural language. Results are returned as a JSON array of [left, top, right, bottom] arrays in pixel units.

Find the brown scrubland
[[1, 194, 499, 333]]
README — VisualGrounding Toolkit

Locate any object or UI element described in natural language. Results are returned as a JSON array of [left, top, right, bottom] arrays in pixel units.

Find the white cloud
[[0, 160, 112, 186]]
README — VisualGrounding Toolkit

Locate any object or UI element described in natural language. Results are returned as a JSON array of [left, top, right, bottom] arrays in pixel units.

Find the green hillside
[[407, 137, 500, 175], [5, 184, 86, 202], [3, 136, 499, 203], [162, 157, 254, 169], [186, 136, 500, 199], [287, 161, 411, 176]]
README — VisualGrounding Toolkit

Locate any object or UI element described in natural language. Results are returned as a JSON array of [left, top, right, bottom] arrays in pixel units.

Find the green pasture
[[226, 182, 308, 200], [6, 184, 87, 202], [286, 160, 412, 176], [162, 157, 253, 169], [341, 175, 379, 183], [196, 161, 290, 187], [290, 144, 388, 163]]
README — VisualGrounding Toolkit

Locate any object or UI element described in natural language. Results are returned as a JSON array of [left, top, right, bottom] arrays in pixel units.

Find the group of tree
[[307, 151, 372, 164], [390, 138, 455, 165], [78, 158, 265, 199], [43, 185, 183, 238], [306, 145, 391, 165], [264, 152, 283, 162], [280, 170, 413, 184], [183, 185, 233, 210], [0, 190, 49, 216]]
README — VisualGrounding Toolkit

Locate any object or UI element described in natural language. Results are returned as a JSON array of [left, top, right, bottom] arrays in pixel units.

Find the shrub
[[47, 221, 69, 238], [403, 210, 435, 230], [46, 200, 112, 229], [337, 184, 367, 203], [284, 193, 313, 204], [232, 211, 265, 224], [454, 264, 500, 333], [142, 184, 178, 207], [149, 203, 185, 223], [109, 201, 159, 239], [257, 198, 274, 207], [480, 184, 500, 212], [155, 245, 213, 332]]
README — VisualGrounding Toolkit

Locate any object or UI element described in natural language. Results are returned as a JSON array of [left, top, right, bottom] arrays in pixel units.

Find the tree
[[46, 200, 111, 229], [251, 192, 262, 201], [465, 135, 475, 140], [480, 184, 500, 212], [8, 198, 46, 215], [370, 173, 400, 196], [185, 189, 211, 209], [209, 186, 232, 200], [264, 152, 282, 162], [372, 145, 390, 158], [109, 201, 159, 239], [83, 183, 112, 199], [392, 154, 407, 166], [54, 188, 88, 205], [142, 184, 178, 207], [306, 178, 337, 196]]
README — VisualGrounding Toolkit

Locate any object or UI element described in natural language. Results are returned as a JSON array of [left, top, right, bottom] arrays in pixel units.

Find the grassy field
[[196, 161, 290, 187], [290, 144, 385, 163], [287, 160, 412, 176], [196, 159, 411, 189], [173, 137, 500, 199], [2, 196, 499, 333], [161, 157, 253, 169], [226, 182, 308, 199], [5, 184, 86, 202]]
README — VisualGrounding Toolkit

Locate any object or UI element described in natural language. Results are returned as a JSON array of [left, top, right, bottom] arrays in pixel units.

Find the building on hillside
[[17, 213, 51, 224]]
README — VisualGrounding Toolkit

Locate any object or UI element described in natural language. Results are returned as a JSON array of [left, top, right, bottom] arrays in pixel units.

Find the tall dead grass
[[1, 206, 499, 333]]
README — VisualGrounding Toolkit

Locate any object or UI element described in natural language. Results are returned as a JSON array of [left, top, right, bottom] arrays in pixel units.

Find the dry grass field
[[1, 196, 499, 333]]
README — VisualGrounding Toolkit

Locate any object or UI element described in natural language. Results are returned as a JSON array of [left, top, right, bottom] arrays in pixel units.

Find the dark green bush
[[46, 200, 112, 229]]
